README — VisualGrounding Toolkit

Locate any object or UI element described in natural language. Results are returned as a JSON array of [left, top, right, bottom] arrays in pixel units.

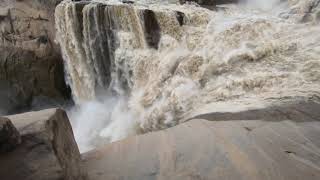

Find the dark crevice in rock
[[75, 2, 88, 41], [244, 127, 253, 132], [285, 150, 296, 155], [122, 0, 135, 4], [0, 15, 7, 23], [142, 9, 161, 49], [175, 11, 185, 26]]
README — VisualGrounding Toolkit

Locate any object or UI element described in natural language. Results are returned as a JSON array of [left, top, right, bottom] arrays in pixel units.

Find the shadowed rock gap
[[142, 9, 161, 49]]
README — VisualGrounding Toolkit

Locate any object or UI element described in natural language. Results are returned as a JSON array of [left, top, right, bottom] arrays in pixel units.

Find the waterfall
[[55, 0, 320, 152], [56, 1, 186, 101]]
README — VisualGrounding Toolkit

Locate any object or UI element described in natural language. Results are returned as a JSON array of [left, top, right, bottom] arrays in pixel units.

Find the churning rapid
[[55, 0, 320, 152]]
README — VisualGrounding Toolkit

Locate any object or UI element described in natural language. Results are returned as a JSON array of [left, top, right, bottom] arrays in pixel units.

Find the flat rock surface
[[83, 100, 320, 180], [6, 108, 59, 135]]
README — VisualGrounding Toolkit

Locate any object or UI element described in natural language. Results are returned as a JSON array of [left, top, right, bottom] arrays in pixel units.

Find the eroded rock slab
[[83, 100, 320, 180], [0, 108, 86, 180]]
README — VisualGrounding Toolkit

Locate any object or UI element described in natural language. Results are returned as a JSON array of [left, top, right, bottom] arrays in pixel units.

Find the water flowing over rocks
[[0, 108, 86, 180], [56, 0, 320, 148], [55, 1, 190, 102], [0, 0, 71, 114], [2, 0, 320, 179]]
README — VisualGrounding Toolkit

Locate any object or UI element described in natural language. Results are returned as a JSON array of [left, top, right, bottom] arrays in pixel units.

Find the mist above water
[[68, 95, 139, 152], [56, 0, 320, 152]]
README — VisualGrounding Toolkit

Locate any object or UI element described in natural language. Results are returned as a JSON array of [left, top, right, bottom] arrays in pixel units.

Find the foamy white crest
[[99, 99, 138, 142]]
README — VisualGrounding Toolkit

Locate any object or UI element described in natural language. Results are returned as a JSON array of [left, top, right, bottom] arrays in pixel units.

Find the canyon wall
[[0, 0, 71, 114]]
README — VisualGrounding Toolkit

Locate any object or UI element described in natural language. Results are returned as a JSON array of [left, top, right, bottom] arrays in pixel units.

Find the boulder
[[82, 100, 320, 180], [0, 0, 70, 114], [0, 117, 20, 153], [0, 108, 86, 180]]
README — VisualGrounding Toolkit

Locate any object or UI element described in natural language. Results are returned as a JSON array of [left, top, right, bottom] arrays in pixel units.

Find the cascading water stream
[[55, 0, 320, 152]]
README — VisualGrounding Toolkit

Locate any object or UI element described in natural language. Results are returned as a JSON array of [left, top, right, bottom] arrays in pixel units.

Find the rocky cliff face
[[0, 0, 71, 114]]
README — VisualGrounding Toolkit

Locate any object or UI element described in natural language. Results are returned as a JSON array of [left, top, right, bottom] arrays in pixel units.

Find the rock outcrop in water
[[0, 108, 86, 180], [0, 0, 71, 114]]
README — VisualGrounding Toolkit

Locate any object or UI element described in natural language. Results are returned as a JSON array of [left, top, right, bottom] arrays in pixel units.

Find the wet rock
[[82, 100, 320, 180], [0, 117, 20, 153], [0, 47, 71, 114], [0, 108, 86, 180], [0, 0, 71, 114]]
